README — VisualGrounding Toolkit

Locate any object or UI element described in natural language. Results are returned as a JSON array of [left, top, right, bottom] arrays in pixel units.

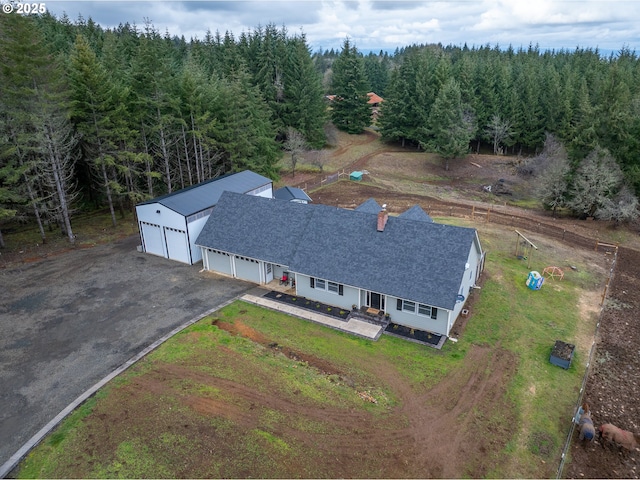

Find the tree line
[[322, 40, 640, 221], [0, 13, 326, 246], [2, 12, 640, 248]]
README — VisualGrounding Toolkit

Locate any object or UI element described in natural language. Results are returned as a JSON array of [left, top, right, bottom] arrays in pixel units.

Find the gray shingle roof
[[137, 170, 272, 216], [398, 205, 434, 223], [196, 192, 479, 310], [274, 186, 312, 202], [196, 193, 313, 266], [354, 198, 382, 213]]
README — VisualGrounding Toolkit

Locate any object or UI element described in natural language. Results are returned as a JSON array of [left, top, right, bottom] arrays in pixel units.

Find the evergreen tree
[[1, 12, 78, 243], [282, 36, 327, 148], [378, 53, 421, 146], [68, 34, 125, 225], [216, 70, 280, 178], [426, 78, 474, 170], [363, 52, 389, 96], [330, 39, 371, 134]]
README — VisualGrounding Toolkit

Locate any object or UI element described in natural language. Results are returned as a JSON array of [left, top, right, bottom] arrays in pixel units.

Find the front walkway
[[241, 289, 384, 340]]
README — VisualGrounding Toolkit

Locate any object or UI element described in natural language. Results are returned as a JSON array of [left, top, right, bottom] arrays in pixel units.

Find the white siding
[[186, 215, 209, 263], [136, 203, 189, 262]]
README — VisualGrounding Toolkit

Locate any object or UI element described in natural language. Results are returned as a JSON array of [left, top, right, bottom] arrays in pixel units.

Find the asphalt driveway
[[0, 235, 253, 474]]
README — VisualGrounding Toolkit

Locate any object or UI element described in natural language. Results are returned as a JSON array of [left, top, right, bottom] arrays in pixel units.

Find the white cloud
[[41, 0, 640, 53]]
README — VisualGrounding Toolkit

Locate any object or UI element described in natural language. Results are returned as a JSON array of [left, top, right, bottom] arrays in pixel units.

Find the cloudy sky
[[41, 0, 640, 54]]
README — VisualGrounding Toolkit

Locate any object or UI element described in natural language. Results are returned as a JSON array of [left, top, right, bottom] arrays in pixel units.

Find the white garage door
[[164, 227, 190, 264], [208, 250, 233, 275], [234, 256, 261, 283], [140, 222, 164, 257]]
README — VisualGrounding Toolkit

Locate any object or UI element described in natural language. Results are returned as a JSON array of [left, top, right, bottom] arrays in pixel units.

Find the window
[[310, 277, 343, 295], [402, 300, 416, 313], [418, 304, 438, 319], [397, 299, 438, 319]]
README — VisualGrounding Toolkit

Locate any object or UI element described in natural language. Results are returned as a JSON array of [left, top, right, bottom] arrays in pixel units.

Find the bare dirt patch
[[564, 246, 640, 479], [67, 318, 518, 479]]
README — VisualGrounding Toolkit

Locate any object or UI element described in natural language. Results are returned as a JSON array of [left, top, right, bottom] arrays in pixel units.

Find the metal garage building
[[135, 171, 272, 264]]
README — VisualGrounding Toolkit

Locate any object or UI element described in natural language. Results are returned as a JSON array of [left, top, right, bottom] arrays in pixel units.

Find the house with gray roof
[[195, 191, 484, 338], [135, 171, 272, 264]]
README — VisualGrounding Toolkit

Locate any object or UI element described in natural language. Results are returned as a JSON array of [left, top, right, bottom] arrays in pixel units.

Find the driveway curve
[[0, 235, 253, 474]]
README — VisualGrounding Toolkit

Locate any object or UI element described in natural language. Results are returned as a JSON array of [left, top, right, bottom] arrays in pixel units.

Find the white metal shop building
[[135, 170, 273, 264]]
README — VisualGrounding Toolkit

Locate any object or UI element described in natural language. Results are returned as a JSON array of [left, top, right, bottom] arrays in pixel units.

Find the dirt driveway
[[0, 235, 253, 469]]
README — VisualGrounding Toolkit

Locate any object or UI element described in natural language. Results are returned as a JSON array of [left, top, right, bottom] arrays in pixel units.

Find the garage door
[[207, 250, 232, 275], [234, 256, 261, 283], [140, 222, 164, 257], [164, 227, 190, 264]]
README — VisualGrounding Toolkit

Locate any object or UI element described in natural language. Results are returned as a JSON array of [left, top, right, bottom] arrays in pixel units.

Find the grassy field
[[15, 216, 606, 478]]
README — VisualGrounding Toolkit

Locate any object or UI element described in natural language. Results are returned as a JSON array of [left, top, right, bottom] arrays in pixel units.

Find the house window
[[418, 304, 438, 319], [402, 300, 415, 313], [397, 299, 437, 319], [310, 277, 343, 295]]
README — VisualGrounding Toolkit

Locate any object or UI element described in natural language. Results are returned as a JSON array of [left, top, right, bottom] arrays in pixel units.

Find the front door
[[370, 292, 382, 310]]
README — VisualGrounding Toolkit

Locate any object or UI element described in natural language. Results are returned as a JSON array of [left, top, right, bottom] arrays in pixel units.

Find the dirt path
[[212, 320, 517, 478]]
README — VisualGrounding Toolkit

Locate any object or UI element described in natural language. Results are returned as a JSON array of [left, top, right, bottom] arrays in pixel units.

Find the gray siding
[[387, 295, 451, 337], [295, 275, 358, 311]]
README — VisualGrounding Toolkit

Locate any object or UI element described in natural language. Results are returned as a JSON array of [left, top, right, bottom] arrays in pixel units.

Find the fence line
[[555, 244, 619, 479], [414, 201, 618, 254], [299, 170, 347, 193]]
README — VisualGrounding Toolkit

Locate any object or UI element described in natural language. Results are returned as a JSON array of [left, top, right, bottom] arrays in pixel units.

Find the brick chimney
[[377, 206, 388, 232]]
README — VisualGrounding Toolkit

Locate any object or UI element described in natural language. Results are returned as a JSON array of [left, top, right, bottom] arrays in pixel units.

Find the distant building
[[325, 92, 384, 123]]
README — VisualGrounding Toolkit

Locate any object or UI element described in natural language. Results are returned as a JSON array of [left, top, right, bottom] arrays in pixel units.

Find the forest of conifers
[[1, 11, 639, 246]]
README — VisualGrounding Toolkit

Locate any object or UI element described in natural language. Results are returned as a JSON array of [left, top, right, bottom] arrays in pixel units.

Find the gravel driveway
[[0, 235, 253, 471]]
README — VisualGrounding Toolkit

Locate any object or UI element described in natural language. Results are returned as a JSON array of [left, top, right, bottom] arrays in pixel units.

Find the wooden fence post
[[601, 276, 611, 306]]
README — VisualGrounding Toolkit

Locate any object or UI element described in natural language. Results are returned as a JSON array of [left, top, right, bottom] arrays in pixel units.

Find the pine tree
[[216, 70, 279, 178], [330, 39, 371, 134], [426, 78, 474, 170], [68, 34, 123, 226], [1, 13, 78, 244], [282, 35, 326, 148]]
